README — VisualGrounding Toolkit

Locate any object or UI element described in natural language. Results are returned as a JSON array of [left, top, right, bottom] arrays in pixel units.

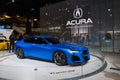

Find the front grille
[[72, 55, 80, 61], [83, 50, 88, 54]]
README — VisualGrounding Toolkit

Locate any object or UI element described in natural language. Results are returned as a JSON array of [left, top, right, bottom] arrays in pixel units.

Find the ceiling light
[[4, 15, 11, 18]]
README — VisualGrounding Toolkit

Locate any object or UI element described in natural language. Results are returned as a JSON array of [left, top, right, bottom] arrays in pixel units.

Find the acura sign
[[66, 7, 93, 26], [66, 18, 93, 26]]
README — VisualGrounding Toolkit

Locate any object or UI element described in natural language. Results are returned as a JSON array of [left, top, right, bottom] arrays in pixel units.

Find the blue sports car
[[14, 36, 90, 66]]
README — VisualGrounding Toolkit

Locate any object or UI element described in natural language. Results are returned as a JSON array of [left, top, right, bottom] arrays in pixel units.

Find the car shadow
[[26, 57, 88, 67], [69, 62, 88, 67]]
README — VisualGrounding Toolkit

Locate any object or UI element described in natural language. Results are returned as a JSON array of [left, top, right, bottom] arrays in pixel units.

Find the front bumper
[[68, 50, 90, 65]]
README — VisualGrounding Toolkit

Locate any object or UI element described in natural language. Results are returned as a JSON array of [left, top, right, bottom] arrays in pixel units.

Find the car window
[[45, 38, 60, 44], [0, 39, 4, 42], [24, 37, 47, 44], [24, 37, 35, 43], [5, 40, 8, 42], [35, 38, 47, 44]]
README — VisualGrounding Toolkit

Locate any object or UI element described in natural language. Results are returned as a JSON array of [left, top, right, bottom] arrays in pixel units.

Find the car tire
[[53, 51, 67, 66], [16, 48, 24, 59]]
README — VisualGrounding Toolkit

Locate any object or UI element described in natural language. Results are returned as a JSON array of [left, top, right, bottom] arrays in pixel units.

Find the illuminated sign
[[66, 18, 93, 26], [0, 25, 12, 29], [66, 7, 93, 26], [48, 26, 61, 30], [73, 8, 83, 19], [0, 26, 4, 29]]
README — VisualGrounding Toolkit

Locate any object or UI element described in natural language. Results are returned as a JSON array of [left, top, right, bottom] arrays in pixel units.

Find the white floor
[[81, 53, 120, 80], [0, 51, 105, 80]]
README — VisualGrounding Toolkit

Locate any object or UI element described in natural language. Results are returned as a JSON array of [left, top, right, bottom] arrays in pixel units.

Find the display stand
[[0, 51, 107, 80]]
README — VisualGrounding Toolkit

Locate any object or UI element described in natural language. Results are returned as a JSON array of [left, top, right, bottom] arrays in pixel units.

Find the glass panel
[[114, 0, 120, 53]]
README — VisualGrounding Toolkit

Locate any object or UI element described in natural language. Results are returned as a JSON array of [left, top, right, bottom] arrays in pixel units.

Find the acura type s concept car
[[14, 36, 90, 66]]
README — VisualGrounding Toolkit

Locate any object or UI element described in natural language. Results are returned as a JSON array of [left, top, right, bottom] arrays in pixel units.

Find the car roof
[[0, 36, 6, 39]]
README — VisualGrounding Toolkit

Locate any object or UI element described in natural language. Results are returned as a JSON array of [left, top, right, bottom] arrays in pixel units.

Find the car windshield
[[0, 39, 4, 42], [45, 38, 61, 44]]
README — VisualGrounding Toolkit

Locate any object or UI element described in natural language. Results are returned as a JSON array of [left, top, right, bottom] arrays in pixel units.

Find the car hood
[[53, 42, 88, 50]]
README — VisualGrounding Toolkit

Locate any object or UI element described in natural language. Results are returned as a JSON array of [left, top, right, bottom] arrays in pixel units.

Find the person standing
[[9, 33, 16, 52]]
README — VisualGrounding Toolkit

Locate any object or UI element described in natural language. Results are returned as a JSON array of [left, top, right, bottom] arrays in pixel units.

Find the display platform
[[0, 51, 106, 80]]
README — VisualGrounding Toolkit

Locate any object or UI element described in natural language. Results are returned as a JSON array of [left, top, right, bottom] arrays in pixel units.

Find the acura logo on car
[[73, 8, 83, 19]]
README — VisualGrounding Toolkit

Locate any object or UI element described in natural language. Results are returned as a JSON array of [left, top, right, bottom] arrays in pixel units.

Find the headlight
[[68, 50, 80, 53]]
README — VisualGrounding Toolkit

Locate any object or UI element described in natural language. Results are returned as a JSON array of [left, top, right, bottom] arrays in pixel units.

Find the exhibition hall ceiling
[[0, 0, 115, 19], [0, 0, 65, 8], [0, 0, 65, 18]]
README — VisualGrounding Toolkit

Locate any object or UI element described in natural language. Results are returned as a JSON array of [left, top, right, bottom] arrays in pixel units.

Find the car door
[[0, 39, 7, 50], [23, 37, 38, 56], [0, 39, 4, 50], [31, 37, 54, 60]]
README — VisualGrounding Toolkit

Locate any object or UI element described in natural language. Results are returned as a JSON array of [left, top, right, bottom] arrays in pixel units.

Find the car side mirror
[[59, 39, 65, 43]]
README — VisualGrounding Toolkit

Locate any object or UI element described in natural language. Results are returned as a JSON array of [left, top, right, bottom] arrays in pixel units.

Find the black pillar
[[26, 12, 32, 34]]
